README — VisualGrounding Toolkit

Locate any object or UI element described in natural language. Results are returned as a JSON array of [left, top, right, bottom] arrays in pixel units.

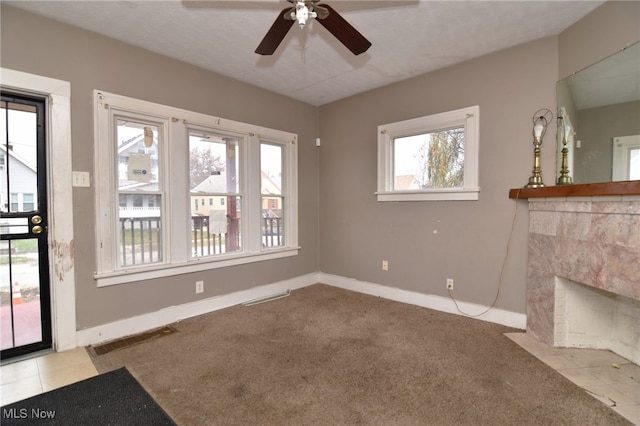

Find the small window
[[10, 193, 18, 211], [377, 106, 479, 201], [22, 193, 35, 211], [133, 195, 144, 207]]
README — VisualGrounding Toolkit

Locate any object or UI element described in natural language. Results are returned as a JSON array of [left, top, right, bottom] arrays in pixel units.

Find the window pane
[[261, 143, 283, 247], [189, 132, 242, 257], [118, 194, 162, 266], [393, 126, 465, 190], [261, 143, 282, 193], [116, 119, 162, 267], [117, 120, 160, 192], [191, 196, 242, 257], [630, 148, 640, 180], [189, 133, 238, 192], [262, 196, 284, 248]]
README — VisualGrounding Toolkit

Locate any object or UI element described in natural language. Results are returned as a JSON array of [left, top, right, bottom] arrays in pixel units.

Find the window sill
[[376, 188, 480, 202], [94, 247, 300, 287]]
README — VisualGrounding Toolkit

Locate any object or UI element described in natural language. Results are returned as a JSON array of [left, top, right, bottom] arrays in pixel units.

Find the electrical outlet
[[382, 260, 389, 271], [446, 278, 454, 290], [195, 280, 204, 294]]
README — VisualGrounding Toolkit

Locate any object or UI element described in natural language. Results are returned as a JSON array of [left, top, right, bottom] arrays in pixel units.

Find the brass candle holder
[[525, 109, 552, 188], [556, 116, 573, 185]]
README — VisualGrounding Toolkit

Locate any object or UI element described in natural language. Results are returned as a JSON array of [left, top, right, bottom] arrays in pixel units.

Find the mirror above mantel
[[556, 42, 640, 185], [509, 43, 640, 200]]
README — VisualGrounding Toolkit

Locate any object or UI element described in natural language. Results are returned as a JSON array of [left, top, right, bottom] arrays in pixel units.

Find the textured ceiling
[[5, 0, 606, 106]]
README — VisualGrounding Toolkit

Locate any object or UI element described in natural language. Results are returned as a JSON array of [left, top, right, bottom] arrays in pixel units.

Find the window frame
[[376, 105, 480, 201], [94, 90, 298, 287]]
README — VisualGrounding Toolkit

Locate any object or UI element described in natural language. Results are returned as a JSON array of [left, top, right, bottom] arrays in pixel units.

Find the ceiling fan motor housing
[[293, 1, 317, 29]]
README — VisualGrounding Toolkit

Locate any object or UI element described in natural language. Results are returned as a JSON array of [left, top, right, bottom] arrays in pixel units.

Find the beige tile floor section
[[506, 332, 640, 425], [0, 347, 98, 406], [1, 339, 639, 424]]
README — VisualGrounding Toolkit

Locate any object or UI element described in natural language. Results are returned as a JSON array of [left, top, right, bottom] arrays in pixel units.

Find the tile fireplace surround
[[521, 193, 639, 365]]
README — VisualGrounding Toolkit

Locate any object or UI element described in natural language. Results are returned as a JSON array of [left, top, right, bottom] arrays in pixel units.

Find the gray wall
[[317, 1, 639, 315], [558, 1, 640, 80], [1, 6, 320, 329], [318, 37, 558, 314]]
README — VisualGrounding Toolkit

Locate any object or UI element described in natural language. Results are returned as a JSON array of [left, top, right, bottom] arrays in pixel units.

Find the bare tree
[[189, 147, 225, 188]]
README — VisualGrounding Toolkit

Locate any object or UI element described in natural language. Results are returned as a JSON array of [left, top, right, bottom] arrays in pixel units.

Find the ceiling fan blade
[[255, 8, 295, 55], [314, 5, 329, 19], [316, 4, 371, 55]]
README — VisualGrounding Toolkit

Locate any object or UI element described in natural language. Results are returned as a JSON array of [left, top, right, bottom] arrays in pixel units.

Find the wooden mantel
[[509, 180, 640, 199]]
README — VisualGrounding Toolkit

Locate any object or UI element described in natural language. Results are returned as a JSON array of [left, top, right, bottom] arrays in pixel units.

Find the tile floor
[[506, 332, 640, 425], [0, 347, 98, 406], [1, 337, 638, 424]]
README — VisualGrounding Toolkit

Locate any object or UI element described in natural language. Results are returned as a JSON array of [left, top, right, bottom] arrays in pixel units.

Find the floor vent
[[91, 326, 176, 355]]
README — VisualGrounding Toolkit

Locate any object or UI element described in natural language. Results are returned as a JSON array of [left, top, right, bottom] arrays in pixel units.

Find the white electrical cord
[[447, 189, 521, 318]]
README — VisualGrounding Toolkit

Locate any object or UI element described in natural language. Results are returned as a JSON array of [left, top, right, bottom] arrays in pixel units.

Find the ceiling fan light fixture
[[293, 1, 317, 29]]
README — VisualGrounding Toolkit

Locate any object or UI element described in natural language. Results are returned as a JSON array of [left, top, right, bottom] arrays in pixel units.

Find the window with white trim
[[377, 106, 479, 201], [94, 91, 298, 286]]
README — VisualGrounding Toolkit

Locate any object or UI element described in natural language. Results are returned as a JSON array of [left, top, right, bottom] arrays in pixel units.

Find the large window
[[94, 91, 298, 286], [377, 106, 479, 201]]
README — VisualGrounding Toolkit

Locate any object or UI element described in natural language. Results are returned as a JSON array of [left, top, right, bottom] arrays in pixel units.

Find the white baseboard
[[76, 271, 525, 348], [75, 272, 318, 347], [317, 273, 526, 330]]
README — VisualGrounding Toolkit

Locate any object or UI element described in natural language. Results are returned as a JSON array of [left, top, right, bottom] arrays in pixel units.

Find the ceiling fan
[[255, 0, 372, 56]]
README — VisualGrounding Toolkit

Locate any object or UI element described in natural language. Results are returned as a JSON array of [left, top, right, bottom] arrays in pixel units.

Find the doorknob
[[32, 225, 44, 234], [31, 215, 42, 225]]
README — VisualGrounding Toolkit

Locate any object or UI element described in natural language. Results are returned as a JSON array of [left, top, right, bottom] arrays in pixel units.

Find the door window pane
[[10, 193, 18, 211], [1, 238, 43, 350], [23, 193, 35, 211], [1, 101, 38, 214], [0, 217, 29, 235], [0, 151, 5, 211]]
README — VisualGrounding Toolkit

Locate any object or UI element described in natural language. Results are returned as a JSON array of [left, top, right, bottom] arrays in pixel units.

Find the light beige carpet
[[90, 284, 631, 425]]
